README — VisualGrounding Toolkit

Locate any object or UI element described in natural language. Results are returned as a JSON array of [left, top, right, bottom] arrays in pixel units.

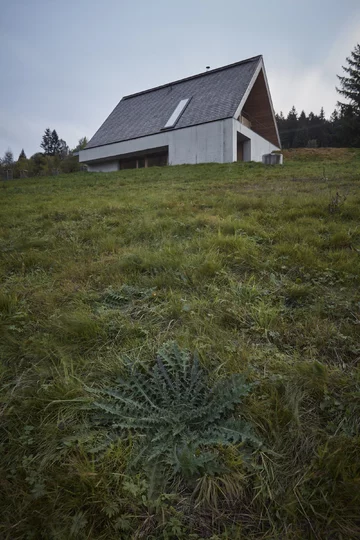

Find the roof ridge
[[122, 55, 262, 100]]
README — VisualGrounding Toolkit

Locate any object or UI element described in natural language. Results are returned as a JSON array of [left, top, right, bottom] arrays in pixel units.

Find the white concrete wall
[[169, 119, 234, 165], [80, 119, 235, 169], [80, 118, 280, 171], [234, 120, 280, 162], [243, 141, 251, 162], [80, 132, 169, 164]]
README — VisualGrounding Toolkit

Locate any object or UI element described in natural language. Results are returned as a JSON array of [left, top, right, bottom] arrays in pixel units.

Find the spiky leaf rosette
[[87, 342, 260, 484]]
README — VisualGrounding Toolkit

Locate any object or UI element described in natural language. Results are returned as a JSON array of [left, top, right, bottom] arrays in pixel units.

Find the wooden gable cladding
[[237, 140, 244, 161], [240, 70, 280, 147]]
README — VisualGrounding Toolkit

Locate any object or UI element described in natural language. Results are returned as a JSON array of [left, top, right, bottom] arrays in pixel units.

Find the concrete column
[[222, 119, 236, 163]]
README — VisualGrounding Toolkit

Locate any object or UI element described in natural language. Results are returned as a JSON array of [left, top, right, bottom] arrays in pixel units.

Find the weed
[[87, 342, 260, 493], [328, 190, 347, 214]]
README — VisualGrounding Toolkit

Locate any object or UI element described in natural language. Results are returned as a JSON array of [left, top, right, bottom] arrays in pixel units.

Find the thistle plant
[[88, 342, 261, 486]]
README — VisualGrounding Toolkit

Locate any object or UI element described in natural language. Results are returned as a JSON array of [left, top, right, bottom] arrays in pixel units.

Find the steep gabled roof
[[86, 56, 262, 149]]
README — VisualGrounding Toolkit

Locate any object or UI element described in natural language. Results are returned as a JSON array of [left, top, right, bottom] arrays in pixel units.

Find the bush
[[60, 155, 80, 174]]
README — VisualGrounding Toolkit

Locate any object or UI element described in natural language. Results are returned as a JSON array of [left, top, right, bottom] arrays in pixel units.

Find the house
[[79, 55, 281, 172]]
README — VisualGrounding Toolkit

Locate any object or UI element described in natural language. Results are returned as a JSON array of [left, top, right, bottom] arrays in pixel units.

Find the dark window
[[137, 158, 145, 168], [147, 153, 168, 167], [119, 149, 168, 170], [120, 159, 137, 170]]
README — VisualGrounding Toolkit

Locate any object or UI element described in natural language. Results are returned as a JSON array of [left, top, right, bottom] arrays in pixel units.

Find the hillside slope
[[1, 149, 360, 539]]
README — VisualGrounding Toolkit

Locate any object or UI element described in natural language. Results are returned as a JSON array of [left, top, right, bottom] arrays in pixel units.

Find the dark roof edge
[[122, 55, 262, 100]]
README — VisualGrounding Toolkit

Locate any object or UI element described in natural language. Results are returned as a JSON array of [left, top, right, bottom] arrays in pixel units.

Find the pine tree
[[314, 108, 329, 147], [293, 110, 308, 147], [40, 128, 64, 155], [51, 130, 61, 155], [337, 43, 360, 114], [329, 110, 341, 146], [275, 113, 286, 147], [330, 110, 339, 122], [337, 43, 360, 147], [288, 106, 298, 121], [338, 106, 359, 147], [3, 149, 14, 166], [58, 139, 69, 159], [41, 128, 53, 155], [286, 106, 298, 148], [18, 149, 27, 160]]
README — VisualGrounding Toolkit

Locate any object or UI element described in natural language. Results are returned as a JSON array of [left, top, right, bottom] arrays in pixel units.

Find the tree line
[[276, 107, 348, 149], [275, 43, 360, 149], [276, 106, 359, 149], [0, 130, 88, 179]]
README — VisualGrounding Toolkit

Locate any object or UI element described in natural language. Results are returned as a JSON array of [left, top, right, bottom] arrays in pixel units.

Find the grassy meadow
[[1, 148, 360, 539]]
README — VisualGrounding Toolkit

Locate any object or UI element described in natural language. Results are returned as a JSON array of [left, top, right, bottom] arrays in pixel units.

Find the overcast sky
[[1, 0, 360, 158]]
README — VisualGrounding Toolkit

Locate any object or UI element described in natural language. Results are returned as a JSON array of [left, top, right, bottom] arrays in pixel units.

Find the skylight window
[[163, 98, 190, 129]]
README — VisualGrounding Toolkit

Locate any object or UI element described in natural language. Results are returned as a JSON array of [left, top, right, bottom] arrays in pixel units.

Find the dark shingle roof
[[86, 56, 261, 149]]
